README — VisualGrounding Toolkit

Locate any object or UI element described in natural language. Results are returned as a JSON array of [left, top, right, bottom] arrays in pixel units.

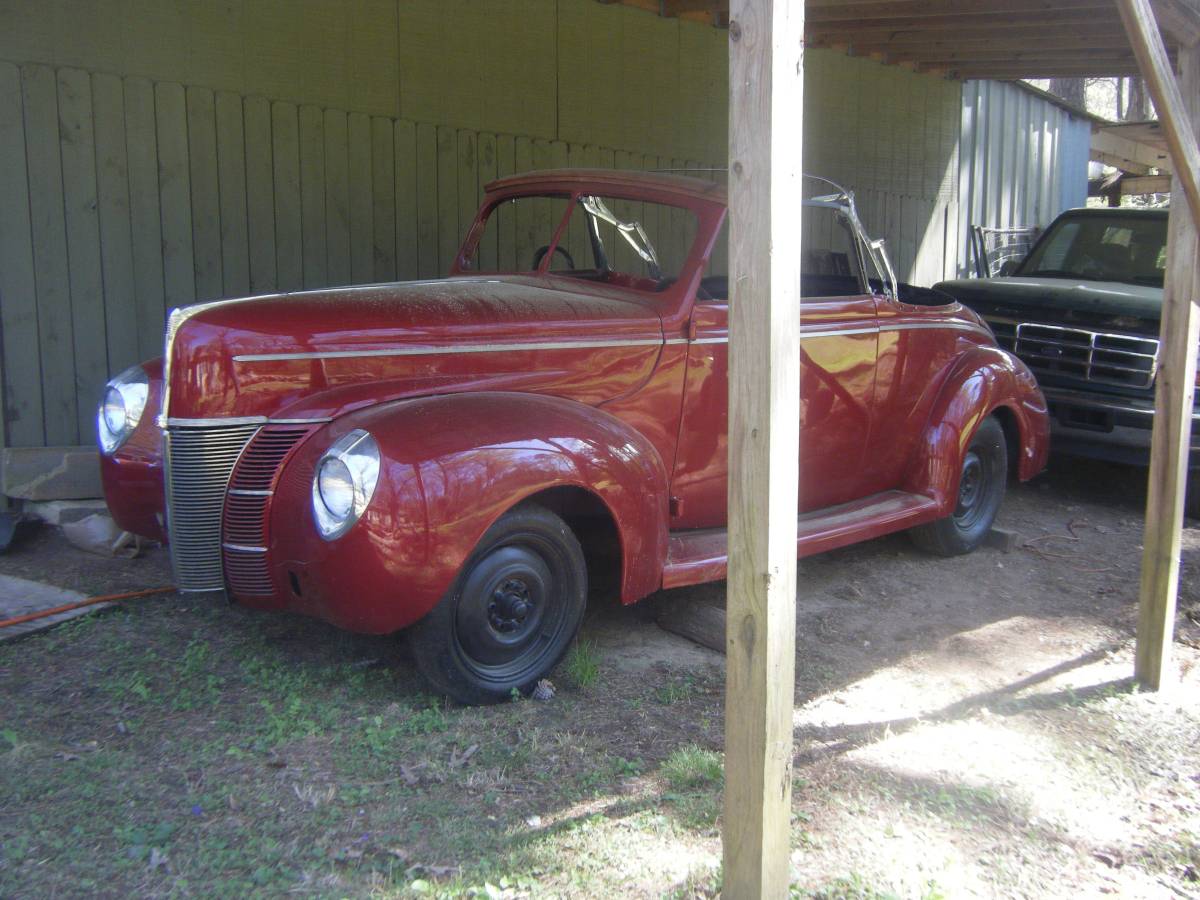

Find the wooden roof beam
[[809, 0, 1112, 23]]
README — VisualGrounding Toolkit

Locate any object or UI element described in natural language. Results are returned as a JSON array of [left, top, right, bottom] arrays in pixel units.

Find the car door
[[668, 288, 879, 530]]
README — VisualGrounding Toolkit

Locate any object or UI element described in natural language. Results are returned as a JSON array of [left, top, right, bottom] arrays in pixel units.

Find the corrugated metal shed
[[956, 80, 1094, 277]]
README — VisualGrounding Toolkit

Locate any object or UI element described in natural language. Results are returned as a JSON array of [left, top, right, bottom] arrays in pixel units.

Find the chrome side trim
[[232, 337, 669, 363], [222, 543, 268, 553], [690, 321, 990, 345], [165, 416, 331, 427], [228, 489, 273, 497]]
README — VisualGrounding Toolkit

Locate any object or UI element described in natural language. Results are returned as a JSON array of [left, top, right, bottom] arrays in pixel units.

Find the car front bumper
[[1042, 386, 1200, 469]]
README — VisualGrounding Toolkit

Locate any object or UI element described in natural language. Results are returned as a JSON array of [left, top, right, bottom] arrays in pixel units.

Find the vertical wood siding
[[0, 8, 961, 450]]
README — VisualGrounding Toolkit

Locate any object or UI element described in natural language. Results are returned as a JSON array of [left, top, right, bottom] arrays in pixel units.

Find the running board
[[661, 490, 942, 590]]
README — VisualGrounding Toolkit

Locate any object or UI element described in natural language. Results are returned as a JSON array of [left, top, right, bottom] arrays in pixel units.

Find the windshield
[[1018, 213, 1168, 287]]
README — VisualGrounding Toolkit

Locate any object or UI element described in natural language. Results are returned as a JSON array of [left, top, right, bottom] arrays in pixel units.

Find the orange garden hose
[[0, 586, 176, 630]]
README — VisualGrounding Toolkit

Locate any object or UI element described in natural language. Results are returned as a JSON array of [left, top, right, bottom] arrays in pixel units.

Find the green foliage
[[662, 745, 723, 791], [563, 639, 600, 689]]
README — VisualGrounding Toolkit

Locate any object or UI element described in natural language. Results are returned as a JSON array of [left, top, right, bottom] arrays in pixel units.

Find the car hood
[[934, 276, 1163, 332], [163, 276, 666, 420]]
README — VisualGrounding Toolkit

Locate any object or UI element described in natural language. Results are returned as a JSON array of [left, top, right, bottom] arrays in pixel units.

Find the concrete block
[[984, 526, 1021, 553], [2, 445, 101, 501]]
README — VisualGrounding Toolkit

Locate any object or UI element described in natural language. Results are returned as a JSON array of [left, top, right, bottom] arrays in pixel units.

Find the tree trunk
[[1126, 76, 1152, 121], [1049, 77, 1088, 109]]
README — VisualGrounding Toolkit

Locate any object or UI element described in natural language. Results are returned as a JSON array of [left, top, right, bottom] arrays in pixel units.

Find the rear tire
[[409, 504, 587, 705], [910, 416, 1008, 557]]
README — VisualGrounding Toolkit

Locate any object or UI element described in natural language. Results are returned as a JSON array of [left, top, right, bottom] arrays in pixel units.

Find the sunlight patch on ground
[[795, 615, 1125, 730]]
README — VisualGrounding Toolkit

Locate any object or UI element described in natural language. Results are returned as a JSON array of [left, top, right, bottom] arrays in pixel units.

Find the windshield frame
[[454, 185, 711, 297]]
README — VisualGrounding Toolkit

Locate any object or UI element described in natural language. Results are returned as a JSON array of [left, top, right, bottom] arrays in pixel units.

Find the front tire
[[409, 504, 587, 705], [910, 416, 1008, 556]]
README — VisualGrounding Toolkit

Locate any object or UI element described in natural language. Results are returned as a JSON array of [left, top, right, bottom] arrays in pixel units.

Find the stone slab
[[0, 573, 106, 643], [2, 445, 101, 501]]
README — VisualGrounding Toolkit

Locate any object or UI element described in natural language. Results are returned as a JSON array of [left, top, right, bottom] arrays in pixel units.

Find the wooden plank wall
[[0, 0, 962, 452]]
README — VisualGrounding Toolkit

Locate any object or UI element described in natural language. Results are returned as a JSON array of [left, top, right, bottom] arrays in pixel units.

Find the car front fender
[[902, 345, 1049, 514], [266, 392, 670, 634]]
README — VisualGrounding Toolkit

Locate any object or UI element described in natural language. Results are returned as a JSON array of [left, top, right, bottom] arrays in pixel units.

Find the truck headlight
[[97, 365, 149, 454], [312, 429, 380, 540]]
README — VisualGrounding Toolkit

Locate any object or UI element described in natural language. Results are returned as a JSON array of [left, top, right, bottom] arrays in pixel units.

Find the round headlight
[[311, 429, 381, 540], [102, 387, 127, 435], [317, 457, 355, 518], [97, 366, 150, 454]]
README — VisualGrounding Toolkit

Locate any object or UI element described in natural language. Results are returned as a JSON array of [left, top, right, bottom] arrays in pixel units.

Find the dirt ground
[[2, 455, 1200, 898]]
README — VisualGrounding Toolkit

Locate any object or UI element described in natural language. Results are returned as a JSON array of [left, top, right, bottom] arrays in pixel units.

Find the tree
[[1049, 77, 1087, 109]]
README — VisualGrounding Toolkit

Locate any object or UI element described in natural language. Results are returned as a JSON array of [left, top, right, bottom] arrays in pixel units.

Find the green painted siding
[[0, 0, 961, 452]]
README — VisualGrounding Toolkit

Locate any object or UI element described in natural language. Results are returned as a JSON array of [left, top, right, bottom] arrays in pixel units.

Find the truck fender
[[270, 392, 670, 634], [902, 345, 1049, 513]]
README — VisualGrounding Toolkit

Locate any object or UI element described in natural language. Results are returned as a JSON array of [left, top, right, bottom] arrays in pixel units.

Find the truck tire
[[409, 503, 587, 705], [910, 416, 1008, 557]]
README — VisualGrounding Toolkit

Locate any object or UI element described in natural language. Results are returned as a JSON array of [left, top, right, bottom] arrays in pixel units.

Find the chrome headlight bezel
[[311, 429, 381, 540], [97, 365, 150, 454]]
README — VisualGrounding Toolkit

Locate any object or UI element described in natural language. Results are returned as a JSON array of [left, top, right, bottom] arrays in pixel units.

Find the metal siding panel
[[215, 91, 250, 297], [347, 112, 373, 283]]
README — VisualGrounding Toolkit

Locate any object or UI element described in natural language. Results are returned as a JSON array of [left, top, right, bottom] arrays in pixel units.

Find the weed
[[656, 675, 697, 706], [401, 701, 449, 736], [662, 745, 723, 791], [563, 639, 600, 688]]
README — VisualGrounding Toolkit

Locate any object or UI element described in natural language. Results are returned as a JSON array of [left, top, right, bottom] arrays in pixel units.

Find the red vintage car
[[98, 169, 1049, 703]]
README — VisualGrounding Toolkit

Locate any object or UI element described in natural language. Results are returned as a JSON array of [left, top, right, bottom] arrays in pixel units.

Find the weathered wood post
[[1117, 0, 1200, 689], [723, 0, 803, 895]]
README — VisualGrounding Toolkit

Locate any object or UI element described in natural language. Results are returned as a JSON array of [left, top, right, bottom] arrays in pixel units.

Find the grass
[[662, 745, 723, 791], [563, 639, 600, 689]]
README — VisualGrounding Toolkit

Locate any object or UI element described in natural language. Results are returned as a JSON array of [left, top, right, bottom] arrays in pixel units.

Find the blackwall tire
[[910, 416, 1008, 557], [409, 504, 587, 705]]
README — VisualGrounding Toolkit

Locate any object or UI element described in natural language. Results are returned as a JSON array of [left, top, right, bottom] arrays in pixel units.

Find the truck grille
[[165, 423, 261, 591], [986, 319, 1159, 389], [222, 427, 313, 597]]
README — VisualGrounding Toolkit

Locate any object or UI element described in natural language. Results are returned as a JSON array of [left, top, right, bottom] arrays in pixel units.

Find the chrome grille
[[222, 427, 312, 598], [165, 423, 261, 591], [986, 319, 1159, 389]]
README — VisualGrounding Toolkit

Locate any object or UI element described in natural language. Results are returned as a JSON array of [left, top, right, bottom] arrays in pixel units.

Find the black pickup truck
[[934, 207, 1195, 509]]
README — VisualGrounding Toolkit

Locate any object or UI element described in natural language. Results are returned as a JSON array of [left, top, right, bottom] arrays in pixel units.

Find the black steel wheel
[[910, 416, 1008, 556], [409, 504, 586, 705]]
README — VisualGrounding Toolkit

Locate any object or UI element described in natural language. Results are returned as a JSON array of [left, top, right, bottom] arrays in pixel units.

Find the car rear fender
[[902, 345, 1049, 513]]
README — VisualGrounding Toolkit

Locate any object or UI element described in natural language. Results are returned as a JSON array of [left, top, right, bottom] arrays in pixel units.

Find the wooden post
[[1118, 0, 1200, 689], [723, 1, 803, 896]]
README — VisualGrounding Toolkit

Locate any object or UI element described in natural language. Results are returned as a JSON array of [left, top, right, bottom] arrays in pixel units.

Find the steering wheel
[[532, 244, 576, 271]]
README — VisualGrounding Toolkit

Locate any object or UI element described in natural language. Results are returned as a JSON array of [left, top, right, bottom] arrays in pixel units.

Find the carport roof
[[600, 0, 1200, 79]]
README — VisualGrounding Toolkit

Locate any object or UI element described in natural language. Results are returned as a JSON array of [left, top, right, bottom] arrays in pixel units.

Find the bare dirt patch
[[2, 456, 1199, 897]]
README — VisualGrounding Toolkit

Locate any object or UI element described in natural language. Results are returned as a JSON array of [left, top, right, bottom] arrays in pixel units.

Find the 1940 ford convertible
[[99, 169, 1049, 703]]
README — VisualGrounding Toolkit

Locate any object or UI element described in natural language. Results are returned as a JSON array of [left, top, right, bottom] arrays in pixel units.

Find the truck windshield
[[1018, 213, 1168, 288]]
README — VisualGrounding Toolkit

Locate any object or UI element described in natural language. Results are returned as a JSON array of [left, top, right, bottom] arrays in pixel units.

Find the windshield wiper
[[1024, 269, 1079, 278], [580, 196, 662, 279]]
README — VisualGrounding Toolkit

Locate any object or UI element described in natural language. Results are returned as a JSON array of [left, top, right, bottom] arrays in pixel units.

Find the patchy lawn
[[2, 457, 1200, 898]]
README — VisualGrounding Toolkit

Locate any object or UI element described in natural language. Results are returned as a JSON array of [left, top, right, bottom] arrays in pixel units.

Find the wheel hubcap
[[454, 545, 552, 669], [957, 453, 982, 515], [489, 578, 534, 633]]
